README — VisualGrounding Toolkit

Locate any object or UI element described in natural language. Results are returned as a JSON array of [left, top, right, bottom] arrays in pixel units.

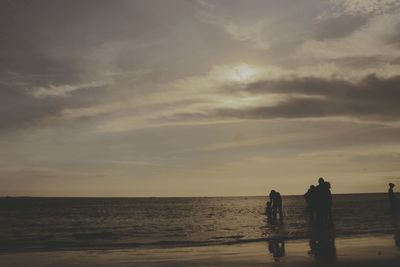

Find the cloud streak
[[173, 74, 400, 122], [31, 80, 113, 98]]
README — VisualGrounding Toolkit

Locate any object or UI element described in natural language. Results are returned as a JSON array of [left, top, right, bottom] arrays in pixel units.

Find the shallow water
[[0, 194, 399, 251]]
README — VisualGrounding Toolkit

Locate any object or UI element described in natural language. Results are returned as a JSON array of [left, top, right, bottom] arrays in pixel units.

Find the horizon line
[[0, 191, 389, 198]]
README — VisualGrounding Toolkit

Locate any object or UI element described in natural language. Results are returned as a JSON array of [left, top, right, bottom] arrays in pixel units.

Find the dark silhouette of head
[[318, 177, 325, 185], [271, 190, 276, 194], [389, 183, 395, 188]]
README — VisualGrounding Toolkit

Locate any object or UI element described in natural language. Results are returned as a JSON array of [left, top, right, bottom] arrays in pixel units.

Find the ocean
[[0, 194, 399, 252]]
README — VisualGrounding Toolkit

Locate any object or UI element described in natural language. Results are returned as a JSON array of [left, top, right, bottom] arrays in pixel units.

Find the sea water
[[0, 194, 399, 251]]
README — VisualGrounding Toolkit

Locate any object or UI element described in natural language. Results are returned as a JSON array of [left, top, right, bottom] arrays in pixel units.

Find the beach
[[1, 196, 399, 266], [3, 0, 400, 265], [1, 235, 399, 267]]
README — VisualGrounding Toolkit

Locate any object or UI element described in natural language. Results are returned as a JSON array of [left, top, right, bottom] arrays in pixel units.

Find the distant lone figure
[[269, 190, 283, 221], [388, 183, 399, 212]]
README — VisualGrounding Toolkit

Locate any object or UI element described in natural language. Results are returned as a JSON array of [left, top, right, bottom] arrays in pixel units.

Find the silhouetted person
[[326, 182, 333, 220], [314, 177, 332, 224], [266, 201, 272, 222], [268, 239, 285, 262], [269, 190, 283, 221], [388, 183, 399, 212], [304, 185, 316, 219]]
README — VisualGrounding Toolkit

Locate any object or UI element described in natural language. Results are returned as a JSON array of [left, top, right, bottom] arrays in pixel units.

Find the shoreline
[[1, 235, 399, 266], [0, 231, 397, 254]]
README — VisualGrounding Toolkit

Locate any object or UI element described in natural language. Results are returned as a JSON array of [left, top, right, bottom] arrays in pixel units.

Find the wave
[[0, 230, 395, 253]]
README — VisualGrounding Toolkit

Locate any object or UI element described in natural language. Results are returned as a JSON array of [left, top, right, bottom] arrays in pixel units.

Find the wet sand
[[0, 235, 399, 267]]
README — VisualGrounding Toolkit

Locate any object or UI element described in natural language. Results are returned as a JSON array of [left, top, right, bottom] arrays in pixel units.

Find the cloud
[[332, 0, 400, 16], [84, 63, 400, 133], [301, 13, 400, 59], [196, 4, 271, 50], [312, 14, 368, 40], [174, 74, 400, 122], [0, 78, 114, 132], [31, 80, 113, 98]]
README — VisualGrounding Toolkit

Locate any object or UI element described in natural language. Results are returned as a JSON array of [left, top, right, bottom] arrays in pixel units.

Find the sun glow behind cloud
[[211, 63, 266, 82]]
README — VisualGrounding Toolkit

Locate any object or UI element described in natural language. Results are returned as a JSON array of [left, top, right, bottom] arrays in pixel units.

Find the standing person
[[326, 182, 333, 220], [304, 185, 316, 219], [315, 177, 332, 224], [269, 190, 283, 221], [388, 183, 399, 212]]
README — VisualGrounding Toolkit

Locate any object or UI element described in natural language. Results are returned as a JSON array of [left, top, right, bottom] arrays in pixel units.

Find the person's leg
[[272, 205, 277, 220], [327, 205, 332, 221], [316, 206, 323, 224], [310, 207, 315, 221], [278, 205, 283, 220]]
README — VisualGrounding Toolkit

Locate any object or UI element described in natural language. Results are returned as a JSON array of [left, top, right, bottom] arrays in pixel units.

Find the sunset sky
[[1, 0, 400, 196]]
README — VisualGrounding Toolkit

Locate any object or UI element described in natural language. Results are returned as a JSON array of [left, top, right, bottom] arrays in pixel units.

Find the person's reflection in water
[[263, 211, 286, 262], [268, 239, 285, 262], [392, 212, 400, 249], [308, 220, 336, 263]]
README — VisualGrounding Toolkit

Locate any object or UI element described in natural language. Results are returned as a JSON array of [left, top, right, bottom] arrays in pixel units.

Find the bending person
[[269, 190, 283, 221]]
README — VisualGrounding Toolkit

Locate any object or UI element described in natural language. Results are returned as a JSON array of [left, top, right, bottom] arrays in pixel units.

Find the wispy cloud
[[31, 80, 113, 98], [196, 4, 271, 50]]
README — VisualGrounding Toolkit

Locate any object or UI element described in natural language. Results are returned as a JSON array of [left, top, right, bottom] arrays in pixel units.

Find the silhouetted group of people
[[264, 179, 399, 263], [304, 177, 333, 224], [266, 179, 399, 224], [266, 177, 332, 224]]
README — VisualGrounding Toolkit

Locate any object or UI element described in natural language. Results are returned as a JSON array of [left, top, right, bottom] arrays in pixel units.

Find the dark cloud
[[0, 82, 111, 132], [201, 75, 400, 121], [0, 0, 172, 77], [382, 20, 400, 47], [391, 57, 400, 64], [330, 56, 389, 68], [312, 15, 368, 40]]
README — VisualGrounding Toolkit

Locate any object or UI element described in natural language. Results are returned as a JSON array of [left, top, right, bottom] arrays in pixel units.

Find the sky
[[1, 0, 400, 197]]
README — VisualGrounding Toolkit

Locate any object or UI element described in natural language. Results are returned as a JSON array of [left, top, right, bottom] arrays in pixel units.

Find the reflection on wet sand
[[264, 214, 286, 262], [268, 239, 285, 262], [392, 213, 400, 249], [308, 222, 336, 263]]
